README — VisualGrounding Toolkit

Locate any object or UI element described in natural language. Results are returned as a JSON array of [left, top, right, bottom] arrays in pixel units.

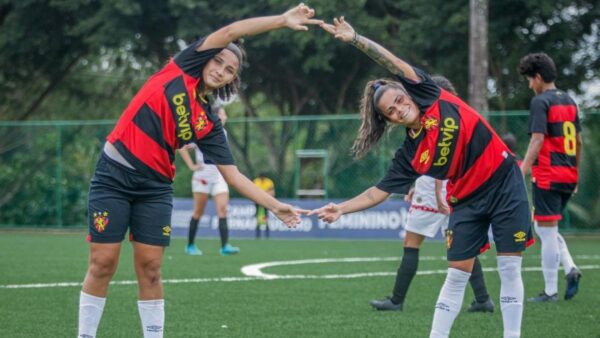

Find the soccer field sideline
[[2, 254, 599, 290]]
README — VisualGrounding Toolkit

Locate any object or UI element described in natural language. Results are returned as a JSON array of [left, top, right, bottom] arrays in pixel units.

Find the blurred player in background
[[179, 104, 240, 256], [370, 76, 493, 313], [78, 4, 319, 338], [518, 53, 582, 302], [315, 17, 533, 338], [253, 173, 275, 239]]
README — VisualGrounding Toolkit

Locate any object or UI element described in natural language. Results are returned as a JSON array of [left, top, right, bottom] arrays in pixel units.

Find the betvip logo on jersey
[[93, 211, 109, 233]]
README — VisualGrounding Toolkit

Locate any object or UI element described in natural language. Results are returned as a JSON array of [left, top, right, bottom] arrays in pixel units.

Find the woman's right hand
[[320, 16, 356, 43]]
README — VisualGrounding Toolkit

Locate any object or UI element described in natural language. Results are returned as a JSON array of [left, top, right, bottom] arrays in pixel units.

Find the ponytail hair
[[213, 40, 247, 102], [351, 79, 407, 159]]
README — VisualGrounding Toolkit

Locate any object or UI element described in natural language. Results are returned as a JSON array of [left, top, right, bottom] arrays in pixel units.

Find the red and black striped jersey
[[376, 68, 515, 206], [528, 89, 580, 192], [107, 38, 234, 183]]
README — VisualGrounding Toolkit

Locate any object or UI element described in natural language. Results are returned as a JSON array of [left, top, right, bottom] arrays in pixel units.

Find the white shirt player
[[191, 129, 229, 196], [193, 145, 222, 183], [411, 176, 447, 212], [405, 176, 449, 238]]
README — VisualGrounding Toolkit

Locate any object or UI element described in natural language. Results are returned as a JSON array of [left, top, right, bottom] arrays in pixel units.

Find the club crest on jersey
[[513, 231, 526, 243], [195, 113, 208, 132], [423, 116, 439, 131], [93, 211, 109, 233], [162, 225, 171, 237], [419, 149, 430, 164]]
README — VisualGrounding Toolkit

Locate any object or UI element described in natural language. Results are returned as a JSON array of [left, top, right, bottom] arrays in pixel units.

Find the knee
[[88, 255, 118, 280], [138, 259, 162, 285], [217, 205, 228, 218], [448, 259, 474, 273], [497, 256, 522, 280]]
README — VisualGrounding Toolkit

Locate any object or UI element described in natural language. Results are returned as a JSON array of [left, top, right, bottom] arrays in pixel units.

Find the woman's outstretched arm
[[320, 17, 419, 81], [199, 3, 322, 51]]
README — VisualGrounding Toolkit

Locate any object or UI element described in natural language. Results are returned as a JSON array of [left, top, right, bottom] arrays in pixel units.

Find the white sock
[[535, 225, 559, 295], [498, 256, 523, 338], [138, 299, 165, 338], [557, 232, 576, 275], [430, 268, 470, 338], [78, 291, 106, 338]]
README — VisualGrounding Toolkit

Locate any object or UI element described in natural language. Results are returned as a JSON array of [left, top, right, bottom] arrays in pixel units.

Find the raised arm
[[320, 17, 419, 81], [199, 3, 322, 51], [309, 186, 390, 223]]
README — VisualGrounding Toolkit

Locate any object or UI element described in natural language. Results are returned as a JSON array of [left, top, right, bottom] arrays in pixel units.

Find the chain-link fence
[[1, 111, 599, 230]]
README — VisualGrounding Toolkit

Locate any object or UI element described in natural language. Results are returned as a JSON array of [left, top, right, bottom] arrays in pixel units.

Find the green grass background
[[1, 231, 599, 337]]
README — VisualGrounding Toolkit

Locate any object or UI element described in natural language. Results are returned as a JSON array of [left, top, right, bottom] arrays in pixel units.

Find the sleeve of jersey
[[375, 145, 420, 194], [173, 37, 224, 78], [575, 109, 582, 133], [528, 96, 548, 134], [394, 67, 441, 112], [196, 121, 235, 165]]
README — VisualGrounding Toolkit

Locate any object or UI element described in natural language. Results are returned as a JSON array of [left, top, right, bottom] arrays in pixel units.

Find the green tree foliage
[[1, 0, 599, 228]]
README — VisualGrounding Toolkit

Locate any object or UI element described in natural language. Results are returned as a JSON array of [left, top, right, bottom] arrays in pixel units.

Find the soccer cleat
[[220, 243, 240, 256], [564, 268, 582, 300], [185, 244, 203, 256], [527, 292, 558, 302], [466, 298, 494, 313], [369, 297, 403, 311]]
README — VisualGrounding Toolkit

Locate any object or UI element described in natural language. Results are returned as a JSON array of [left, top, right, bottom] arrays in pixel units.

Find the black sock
[[265, 223, 270, 238], [188, 217, 199, 246], [255, 225, 261, 239], [469, 256, 490, 303], [391, 247, 419, 304], [218, 217, 229, 248]]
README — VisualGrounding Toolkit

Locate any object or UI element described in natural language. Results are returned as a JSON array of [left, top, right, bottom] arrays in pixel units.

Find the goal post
[[294, 149, 329, 199]]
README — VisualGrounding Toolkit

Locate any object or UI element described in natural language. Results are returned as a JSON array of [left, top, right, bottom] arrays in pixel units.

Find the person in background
[[179, 104, 240, 256], [518, 52, 582, 302], [253, 173, 275, 239]]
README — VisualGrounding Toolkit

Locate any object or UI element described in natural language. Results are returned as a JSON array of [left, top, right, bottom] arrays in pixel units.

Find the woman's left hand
[[320, 16, 355, 42], [282, 3, 323, 31]]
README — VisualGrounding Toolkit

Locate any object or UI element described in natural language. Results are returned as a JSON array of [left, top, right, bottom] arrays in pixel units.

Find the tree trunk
[[469, 0, 489, 116]]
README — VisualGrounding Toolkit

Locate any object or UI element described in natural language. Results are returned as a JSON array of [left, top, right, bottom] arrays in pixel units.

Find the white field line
[[2, 255, 599, 290]]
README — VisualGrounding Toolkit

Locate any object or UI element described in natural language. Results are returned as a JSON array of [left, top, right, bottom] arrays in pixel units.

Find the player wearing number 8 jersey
[[519, 53, 583, 303]]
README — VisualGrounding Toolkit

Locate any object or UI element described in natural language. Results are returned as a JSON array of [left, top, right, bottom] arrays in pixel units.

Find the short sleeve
[[196, 121, 234, 165], [528, 96, 548, 134], [376, 143, 420, 194], [574, 103, 582, 133], [394, 67, 441, 112], [174, 37, 223, 78]]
